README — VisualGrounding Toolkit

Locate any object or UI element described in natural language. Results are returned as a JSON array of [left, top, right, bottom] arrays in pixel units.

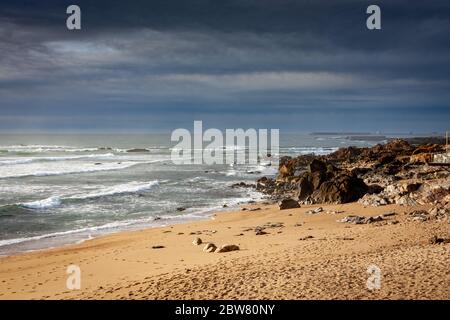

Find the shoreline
[[0, 198, 263, 258], [1, 200, 449, 300], [1, 138, 449, 300]]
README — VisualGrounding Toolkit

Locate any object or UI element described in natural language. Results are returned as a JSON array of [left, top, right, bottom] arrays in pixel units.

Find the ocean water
[[0, 133, 376, 255]]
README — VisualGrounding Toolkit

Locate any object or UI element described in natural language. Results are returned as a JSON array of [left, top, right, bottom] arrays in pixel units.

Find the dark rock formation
[[255, 138, 449, 210], [292, 159, 368, 204], [310, 171, 368, 204], [278, 198, 300, 210]]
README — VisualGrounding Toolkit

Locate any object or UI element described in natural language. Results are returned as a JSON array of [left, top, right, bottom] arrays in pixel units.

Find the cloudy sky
[[0, 0, 449, 133]]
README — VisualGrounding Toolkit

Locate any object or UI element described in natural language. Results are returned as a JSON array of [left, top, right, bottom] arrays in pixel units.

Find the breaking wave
[[0, 161, 159, 179], [20, 180, 160, 209], [0, 153, 114, 166]]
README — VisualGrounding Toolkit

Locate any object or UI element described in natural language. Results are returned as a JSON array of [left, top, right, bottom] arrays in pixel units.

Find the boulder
[[193, 237, 202, 245], [278, 198, 301, 210], [216, 244, 240, 253], [203, 243, 217, 253], [311, 172, 368, 204]]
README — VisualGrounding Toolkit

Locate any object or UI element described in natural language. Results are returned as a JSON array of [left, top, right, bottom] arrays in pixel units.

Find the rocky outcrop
[[327, 139, 413, 164], [293, 159, 368, 204], [309, 171, 368, 204], [358, 181, 450, 210], [255, 138, 449, 217]]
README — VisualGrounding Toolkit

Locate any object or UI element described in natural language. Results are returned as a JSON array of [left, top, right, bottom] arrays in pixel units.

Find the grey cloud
[[0, 0, 449, 132]]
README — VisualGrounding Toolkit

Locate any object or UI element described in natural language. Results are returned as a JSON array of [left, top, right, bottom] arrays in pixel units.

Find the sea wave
[[72, 180, 160, 200], [21, 196, 62, 209], [0, 145, 169, 154], [0, 153, 114, 166], [0, 185, 266, 252], [0, 209, 207, 248], [224, 163, 277, 177], [281, 146, 339, 155], [0, 145, 101, 153], [0, 216, 161, 247], [0, 160, 158, 179], [20, 180, 160, 209]]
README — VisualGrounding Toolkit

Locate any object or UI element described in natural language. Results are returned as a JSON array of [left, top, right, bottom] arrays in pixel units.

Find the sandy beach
[[1, 0, 450, 304], [1, 201, 449, 300]]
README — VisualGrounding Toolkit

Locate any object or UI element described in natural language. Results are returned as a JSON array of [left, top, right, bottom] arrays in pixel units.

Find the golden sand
[[0, 202, 449, 300]]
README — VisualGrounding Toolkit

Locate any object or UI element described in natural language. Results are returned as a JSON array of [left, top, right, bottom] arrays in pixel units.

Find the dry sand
[[0, 202, 449, 300]]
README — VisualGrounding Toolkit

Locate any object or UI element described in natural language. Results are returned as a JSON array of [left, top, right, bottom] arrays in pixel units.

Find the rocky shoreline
[[1, 138, 449, 299], [236, 138, 449, 223]]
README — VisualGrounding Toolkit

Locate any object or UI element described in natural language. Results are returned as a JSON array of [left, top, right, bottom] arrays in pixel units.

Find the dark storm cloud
[[0, 0, 449, 132]]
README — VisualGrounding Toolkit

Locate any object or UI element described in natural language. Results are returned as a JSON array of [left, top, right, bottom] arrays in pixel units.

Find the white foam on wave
[[0, 158, 34, 165], [224, 163, 277, 177], [186, 176, 211, 183], [2, 183, 266, 252], [159, 212, 207, 220], [281, 146, 339, 155], [0, 216, 161, 247], [72, 180, 159, 200], [0, 153, 114, 166], [20, 180, 160, 209], [22, 196, 62, 209], [0, 144, 173, 155], [0, 145, 100, 153], [0, 209, 207, 249], [178, 188, 266, 217], [0, 160, 158, 179]]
